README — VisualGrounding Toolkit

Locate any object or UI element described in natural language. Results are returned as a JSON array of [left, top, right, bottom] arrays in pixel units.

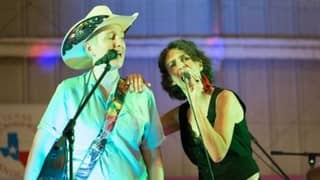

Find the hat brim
[[61, 13, 138, 70]]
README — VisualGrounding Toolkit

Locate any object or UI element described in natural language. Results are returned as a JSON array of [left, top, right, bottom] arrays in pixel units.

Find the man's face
[[88, 24, 126, 69]]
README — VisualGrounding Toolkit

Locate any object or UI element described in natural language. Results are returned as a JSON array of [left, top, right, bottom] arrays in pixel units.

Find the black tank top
[[179, 87, 259, 180]]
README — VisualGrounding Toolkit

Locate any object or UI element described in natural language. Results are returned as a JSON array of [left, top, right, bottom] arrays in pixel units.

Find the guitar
[[38, 136, 68, 180]]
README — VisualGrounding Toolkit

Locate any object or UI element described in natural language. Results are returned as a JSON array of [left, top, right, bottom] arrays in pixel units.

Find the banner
[[0, 104, 46, 179]]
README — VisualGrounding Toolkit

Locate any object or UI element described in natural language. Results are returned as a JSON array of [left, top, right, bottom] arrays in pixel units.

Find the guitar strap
[[75, 79, 128, 179]]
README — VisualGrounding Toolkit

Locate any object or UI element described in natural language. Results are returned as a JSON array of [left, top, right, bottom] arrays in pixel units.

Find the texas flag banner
[[0, 104, 46, 179]]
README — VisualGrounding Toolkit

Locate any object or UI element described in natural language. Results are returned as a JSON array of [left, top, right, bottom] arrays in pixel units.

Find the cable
[[250, 133, 290, 180], [252, 148, 283, 177]]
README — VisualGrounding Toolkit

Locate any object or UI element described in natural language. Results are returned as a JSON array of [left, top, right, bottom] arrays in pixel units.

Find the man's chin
[[109, 60, 124, 69]]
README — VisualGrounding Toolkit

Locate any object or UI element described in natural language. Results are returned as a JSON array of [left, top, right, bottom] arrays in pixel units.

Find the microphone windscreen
[[94, 49, 118, 66], [182, 72, 191, 80]]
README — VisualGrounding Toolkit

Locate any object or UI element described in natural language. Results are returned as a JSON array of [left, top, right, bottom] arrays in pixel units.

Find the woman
[[128, 39, 259, 180]]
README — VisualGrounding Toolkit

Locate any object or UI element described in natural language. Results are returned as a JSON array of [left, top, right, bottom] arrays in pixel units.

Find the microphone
[[94, 49, 118, 66], [181, 71, 191, 83]]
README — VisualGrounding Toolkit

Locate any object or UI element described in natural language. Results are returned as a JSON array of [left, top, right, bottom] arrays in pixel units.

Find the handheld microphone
[[181, 72, 191, 83], [94, 49, 118, 66]]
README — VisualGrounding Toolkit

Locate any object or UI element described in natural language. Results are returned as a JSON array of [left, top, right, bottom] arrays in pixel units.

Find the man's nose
[[113, 38, 122, 48]]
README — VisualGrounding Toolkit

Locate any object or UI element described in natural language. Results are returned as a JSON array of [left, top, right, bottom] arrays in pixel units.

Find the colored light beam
[[29, 43, 59, 71]]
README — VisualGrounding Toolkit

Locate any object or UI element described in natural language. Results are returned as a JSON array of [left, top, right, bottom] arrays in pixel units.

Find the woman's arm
[[189, 90, 243, 162], [160, 106, 180, 135]]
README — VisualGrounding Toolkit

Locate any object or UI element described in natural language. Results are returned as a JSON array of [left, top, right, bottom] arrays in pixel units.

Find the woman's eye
[[168, 62, 176, 68], [183, 56, 190, 61]]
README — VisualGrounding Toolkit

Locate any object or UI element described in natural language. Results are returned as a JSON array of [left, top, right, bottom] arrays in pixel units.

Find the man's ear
[[84, 42, 91, 52], [84, 42, 96, 58]]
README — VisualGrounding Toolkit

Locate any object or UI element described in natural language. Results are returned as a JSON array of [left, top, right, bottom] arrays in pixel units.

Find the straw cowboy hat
[[61, 5, 138, 70]]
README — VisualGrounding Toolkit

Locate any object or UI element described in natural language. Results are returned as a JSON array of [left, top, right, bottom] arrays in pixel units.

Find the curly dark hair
[[158, 39, 214, 100]]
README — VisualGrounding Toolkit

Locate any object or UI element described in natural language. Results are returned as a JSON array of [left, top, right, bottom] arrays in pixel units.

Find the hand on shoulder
[[125, 73, 151, 93]]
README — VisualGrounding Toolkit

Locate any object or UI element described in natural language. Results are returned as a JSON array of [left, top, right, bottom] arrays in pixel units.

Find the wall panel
[[1, 0, 320, 37], [269, 60, 300, 172], [298, 61, 320, 159], [121, 1, 149, 35], [296, 1, 320, 36], [181, 0, 214, 35], [267, 1, 295, 35], [238, 1, 267, 34], [221, 60, 241, 93], [152, 1, 180, 35], [221, 0, 239, 34], [243, 60, 272, 174], [26, 0, 56, 37], [27, 57, 57, 103], [0, 58, 24, 103], [0, 0, 25, 37], [57, 0, 86, 36]]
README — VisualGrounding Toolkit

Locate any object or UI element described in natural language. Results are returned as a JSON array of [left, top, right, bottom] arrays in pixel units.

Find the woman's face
[[87, 24, 126, 69], [165, 48, 202, 85]]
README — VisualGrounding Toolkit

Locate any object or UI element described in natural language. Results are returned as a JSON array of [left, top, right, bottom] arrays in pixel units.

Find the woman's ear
[[198, 61, 204, 71], [170, 76, 177, 86]]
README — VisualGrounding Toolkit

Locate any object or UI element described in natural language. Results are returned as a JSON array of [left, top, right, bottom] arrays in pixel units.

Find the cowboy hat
[[61, 5, 138, 70]]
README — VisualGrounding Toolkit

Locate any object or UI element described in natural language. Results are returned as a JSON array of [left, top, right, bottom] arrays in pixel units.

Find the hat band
[[62, 15, 109, 55]]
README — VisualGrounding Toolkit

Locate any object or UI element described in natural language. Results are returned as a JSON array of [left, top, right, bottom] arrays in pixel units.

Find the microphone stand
[[250, 134, 290, 180], [183, 79, 215, 180], [270, 151, 320, 168], [63, 64, 110, 180]]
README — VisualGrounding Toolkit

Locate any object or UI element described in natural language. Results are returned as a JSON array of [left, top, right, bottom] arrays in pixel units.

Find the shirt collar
[[84, 70, 120, 101]]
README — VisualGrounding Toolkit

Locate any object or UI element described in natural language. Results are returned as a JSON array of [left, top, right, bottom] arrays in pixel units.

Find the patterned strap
[[75, 79, 128, 179]]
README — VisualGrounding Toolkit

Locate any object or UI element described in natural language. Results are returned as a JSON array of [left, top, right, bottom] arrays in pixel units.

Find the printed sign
[[0, 104, 46, 179]]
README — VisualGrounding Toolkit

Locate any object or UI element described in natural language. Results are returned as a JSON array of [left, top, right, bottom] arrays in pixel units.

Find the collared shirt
[[38, 71, 165, 180]]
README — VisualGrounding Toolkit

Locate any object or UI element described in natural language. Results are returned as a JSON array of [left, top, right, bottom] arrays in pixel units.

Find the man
[[24, 5, 165, 180]]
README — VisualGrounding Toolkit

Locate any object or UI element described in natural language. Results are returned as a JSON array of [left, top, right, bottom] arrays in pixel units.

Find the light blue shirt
[[38, 71, 165, 179]]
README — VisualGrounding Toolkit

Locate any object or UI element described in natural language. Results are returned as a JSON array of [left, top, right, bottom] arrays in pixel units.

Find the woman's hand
[[125, 73, 151, 92], [177, 70, 203, 101]]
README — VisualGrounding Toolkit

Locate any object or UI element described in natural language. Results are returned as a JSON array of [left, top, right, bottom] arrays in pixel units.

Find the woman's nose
[[176, 60, 187, 69]]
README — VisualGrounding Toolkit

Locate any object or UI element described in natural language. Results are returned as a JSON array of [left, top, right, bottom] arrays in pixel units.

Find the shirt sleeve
[[38, 82, 69, 139], [141, 89, 165, 150]]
